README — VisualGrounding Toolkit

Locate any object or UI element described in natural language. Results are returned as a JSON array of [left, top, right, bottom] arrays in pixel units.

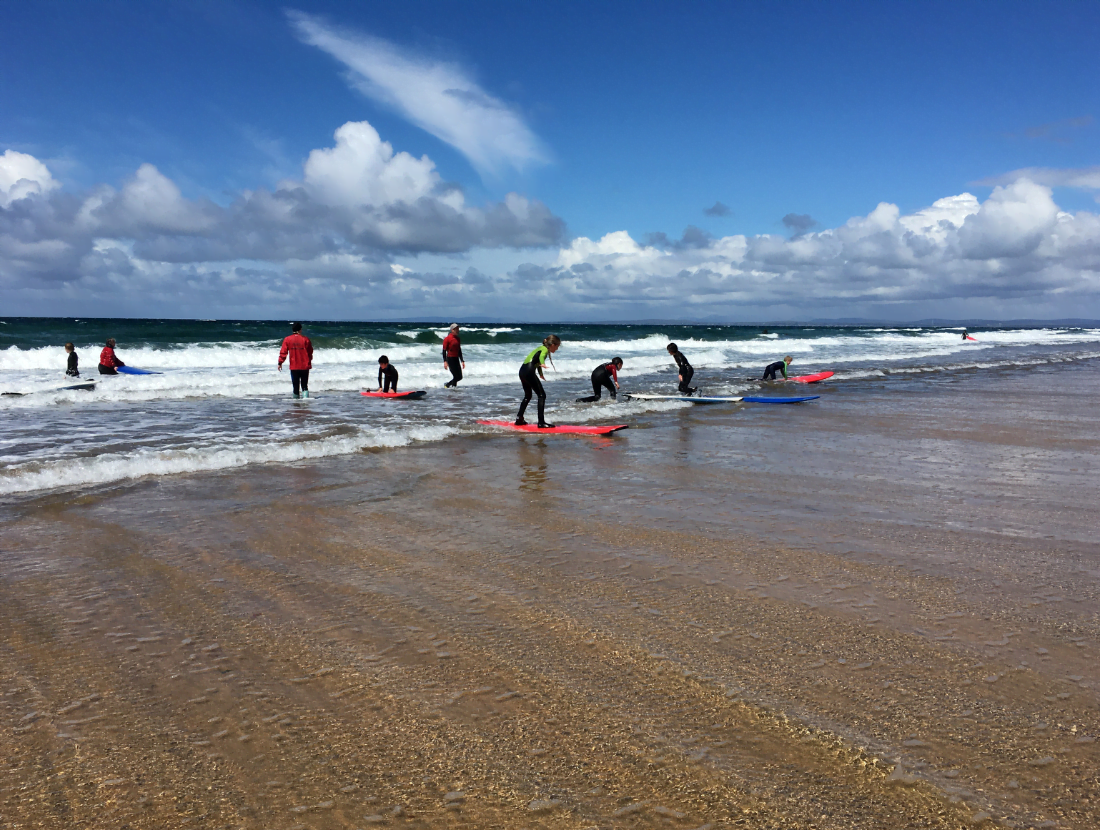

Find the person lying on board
[[516, 335, 561, 428], [65, 342, 79, 377], [667, 343, 696, 395], [98, 339, 126, 375], [376, 355, 399, 393], [762, 355, 793, 381], [576, 357, 623, 402]]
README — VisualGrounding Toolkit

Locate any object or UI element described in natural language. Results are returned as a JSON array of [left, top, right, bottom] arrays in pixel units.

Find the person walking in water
[[98, 338, 126, 375], [376, 355, 399, 393], [516, 335, 561, 428], [442, 323, 465, 388], [65, 342, 80, 377], [667, 342, 695, 395], [576, 357, 623, 402], [278, 322, 314, 398], [762, 355, 793, 381]]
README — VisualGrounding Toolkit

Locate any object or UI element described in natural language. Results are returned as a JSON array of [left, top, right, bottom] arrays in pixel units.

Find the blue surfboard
[[741, 395, 819, 404], [116, 366, 162, 375]]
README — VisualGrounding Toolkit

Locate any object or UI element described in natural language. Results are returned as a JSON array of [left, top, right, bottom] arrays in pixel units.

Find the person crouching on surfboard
[[278, 322, 313, 398], [516, 335, 561, 428], [98, 339, 126, 375], [376, 355, 399, 393], [762, 355, 793, 381], [576, 357, 623, 402], [667, 343, 695, 396]]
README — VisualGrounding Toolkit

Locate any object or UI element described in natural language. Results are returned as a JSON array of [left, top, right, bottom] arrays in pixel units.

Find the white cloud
[[289, 12, 547, 177], [0, 149, 60, 207], [977, 166, 1100, 191]]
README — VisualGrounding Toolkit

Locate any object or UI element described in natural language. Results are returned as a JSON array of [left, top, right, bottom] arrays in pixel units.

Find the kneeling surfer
[[762, 355, 793, 381], [667, 343, 695, 395], [516, 335, 561, 428], [98, 338, 125, 375], [376, 355, 399, 393], [577, 357, 622, 402]]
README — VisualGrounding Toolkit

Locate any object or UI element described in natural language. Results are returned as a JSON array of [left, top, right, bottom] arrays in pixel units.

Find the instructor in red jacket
[[278, 322, 314, 398]]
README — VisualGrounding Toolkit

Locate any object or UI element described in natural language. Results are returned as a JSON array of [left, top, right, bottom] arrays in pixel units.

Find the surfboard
[[477, 419, 628, 435], [741, 395, 819, 404], [116, 366, 162, 375], [361, 390, 427, 399], [2, 380, 98, 396], [625, 393, 741, 404], [965, 336, 977, 341], [791, 371, 834, 383]]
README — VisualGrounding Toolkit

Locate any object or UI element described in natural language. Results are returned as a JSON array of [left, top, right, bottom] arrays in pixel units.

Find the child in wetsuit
[[377, 355, 399, 393], [576, 357, 623, 402], [762, 356, 793, 381], [666, 343, 695, 395], [65, 343, 79, 377], [516, 335, 561, 428], [98, 338, 125, 375]]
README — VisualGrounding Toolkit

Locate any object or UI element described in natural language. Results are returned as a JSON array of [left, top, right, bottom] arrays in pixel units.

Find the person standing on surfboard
[[442, 323, 465, 388], [667, 343, 696, 395], [98, 338, 126, 375], [576, 357, 623, 402], [516, 335, 561, 428], [278, 322, 314, 399], [376, 355, 399, 393], [65, 342, 80, 377], [762, 356, 793, 381]]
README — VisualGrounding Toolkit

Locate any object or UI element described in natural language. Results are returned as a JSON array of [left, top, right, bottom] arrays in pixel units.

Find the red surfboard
[[965, 336, 977, 341], [361, 390, 427, 399], [477, 419, 628, 435], [791, 371, 834, 383]]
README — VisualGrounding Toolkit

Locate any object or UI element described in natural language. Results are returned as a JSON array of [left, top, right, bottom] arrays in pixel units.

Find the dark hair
[[378, 355, 389, 364], [65, 342, 74, 350], [667, 342, 678, 353], [612, 356, 623, 367], [292, 322, 302, 332], [106, 338, 116, 347], [542, 334, 561, 348]]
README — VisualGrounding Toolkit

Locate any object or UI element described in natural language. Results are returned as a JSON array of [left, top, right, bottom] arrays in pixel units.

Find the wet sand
[[2, 365, 1098, 829]]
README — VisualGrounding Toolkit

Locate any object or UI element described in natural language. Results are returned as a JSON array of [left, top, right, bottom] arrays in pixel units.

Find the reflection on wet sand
[[1, 365, 1098, 829]]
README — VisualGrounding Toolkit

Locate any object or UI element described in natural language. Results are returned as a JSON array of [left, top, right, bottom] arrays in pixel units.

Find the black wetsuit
[[66, 352, 79, 377], [762, 360, 788, 381], [577, 361, 617, 402], [672, 351, 694, 394], [517, 345, 551, 425], [378, 364, 399, 393]]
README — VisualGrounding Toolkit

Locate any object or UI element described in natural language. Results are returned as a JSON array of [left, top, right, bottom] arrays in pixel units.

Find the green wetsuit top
[[523, 345, 552, 373]]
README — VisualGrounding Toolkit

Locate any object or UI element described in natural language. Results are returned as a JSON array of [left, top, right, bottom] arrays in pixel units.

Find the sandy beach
[[2, 364, 1098, 829]]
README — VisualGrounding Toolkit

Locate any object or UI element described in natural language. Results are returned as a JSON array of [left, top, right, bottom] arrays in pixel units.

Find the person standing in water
[[376, 355, 399, 393], [667, 342, 695, 395], [65, 342, 79, 377], [442, 323, 465, 388], [962, 329, 969, 341], [516, 335, 561, 428], [576, 357, 623, 402], [278, 322, 314, 398], [762, 355, 793, 381], [98, 338, 125, 375]]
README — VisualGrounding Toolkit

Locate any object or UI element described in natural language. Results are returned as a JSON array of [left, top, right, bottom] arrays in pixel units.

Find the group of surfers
[[61, 323, 798, 429]]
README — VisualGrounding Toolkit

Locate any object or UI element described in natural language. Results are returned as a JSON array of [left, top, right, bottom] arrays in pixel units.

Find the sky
[[2, 0, 1099, 322]]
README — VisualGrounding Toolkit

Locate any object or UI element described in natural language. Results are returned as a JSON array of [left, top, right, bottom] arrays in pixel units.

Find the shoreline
[[2, 365, 1098, 828]]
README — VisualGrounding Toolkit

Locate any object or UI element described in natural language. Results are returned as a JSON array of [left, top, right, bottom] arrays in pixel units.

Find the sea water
[[1, 318, 1098, 496]]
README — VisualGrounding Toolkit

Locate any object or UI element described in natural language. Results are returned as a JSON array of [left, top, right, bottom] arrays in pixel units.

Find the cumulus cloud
[[0, 121, 565, 310], [703, 201, 731, 217], [289, 12, 547, 177]]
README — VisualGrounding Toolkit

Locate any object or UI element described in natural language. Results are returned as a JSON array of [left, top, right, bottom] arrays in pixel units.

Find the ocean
[[2, 317, 1099, 496]]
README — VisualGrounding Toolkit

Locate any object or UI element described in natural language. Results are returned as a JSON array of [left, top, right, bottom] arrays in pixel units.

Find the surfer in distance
[[442, 323, 465, 388], [576, 357, 623, 402], [278, 322, 314, 398], [515, 335, 561, 428], [376, 355, 399, 393], [65, 342, 79, 377], [962, 329, 969, 340], [762, 355, 793, 381], [98, 338, 125, 375], [667, 343, 696, 395]]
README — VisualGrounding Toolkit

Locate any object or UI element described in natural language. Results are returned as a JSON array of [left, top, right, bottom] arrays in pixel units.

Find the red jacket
[[99, 346, 125, 368], [279, 333, 313, 370], [442, 332, 463, 360]]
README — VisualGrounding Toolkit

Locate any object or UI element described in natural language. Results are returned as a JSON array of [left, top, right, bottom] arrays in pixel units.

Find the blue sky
[[2, 0, 1099, 320]]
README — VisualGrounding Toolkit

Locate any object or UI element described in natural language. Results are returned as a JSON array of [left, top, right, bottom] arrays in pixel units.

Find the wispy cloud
[[289, 11, 548, 178], [1006, 115, 1093, 144], [976, 166, 1100, 192]]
